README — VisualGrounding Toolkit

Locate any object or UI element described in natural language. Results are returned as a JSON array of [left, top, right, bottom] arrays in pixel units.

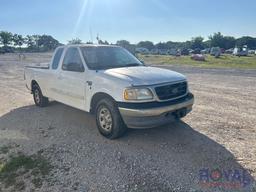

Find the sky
[[0, 0, 256, 44]]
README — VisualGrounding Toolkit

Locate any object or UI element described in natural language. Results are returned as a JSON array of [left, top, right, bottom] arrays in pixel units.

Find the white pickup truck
[[25, 45, 194, 139]]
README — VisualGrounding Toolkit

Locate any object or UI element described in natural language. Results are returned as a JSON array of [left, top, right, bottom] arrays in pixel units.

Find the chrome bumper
[[119, 97, 194, 117], [118, 93, 194, 128]]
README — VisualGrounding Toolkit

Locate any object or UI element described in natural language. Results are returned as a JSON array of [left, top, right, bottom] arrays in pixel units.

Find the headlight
[[124, 88, 153, 101]]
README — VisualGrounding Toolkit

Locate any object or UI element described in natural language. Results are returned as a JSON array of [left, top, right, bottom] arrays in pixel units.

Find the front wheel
[[32, 84, 49, 107], [95, 98, 127, 139]]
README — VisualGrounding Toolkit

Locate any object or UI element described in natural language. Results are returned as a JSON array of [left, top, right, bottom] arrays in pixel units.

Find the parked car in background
[[176, 49, 181, 56], [168, 49, 178, 56], [201, 48, 210, 54], [233, 46, 248, 56], [233, 48, 239, 56], [135, 47, 149, 54], [150, 49, 159, 55], [210, 47, 221, 57], [181, 48, 190, 56], [191, 48, 201, 54], [248, 50, 255, 54], [225, 48, 234, 54], [220, 48, 225, 54], [159, 49, 169, 55], [188, 49, 194, 54]]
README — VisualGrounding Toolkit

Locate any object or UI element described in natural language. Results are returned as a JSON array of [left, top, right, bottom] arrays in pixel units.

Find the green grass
[[0, 145, 11, 154], [0, 153, 52, 189], [139, 54, 256, 69]]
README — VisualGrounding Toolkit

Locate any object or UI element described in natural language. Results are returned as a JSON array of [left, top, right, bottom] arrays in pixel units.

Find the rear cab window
[[52, 48, 64, 69]]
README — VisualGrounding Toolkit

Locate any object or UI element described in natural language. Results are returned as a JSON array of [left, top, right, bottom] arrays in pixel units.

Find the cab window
[[62, 47, 85, 72], [52, 48, 64, 69]]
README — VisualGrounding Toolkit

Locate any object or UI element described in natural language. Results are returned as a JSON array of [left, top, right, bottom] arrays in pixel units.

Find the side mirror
[[66, 63, 84, 72]]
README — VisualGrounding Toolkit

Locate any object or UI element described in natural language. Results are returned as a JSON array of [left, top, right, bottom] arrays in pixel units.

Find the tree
[[68, 38, 83, 44], [24, 35, 40, 50], [191, 36, 205, 50], [116, 40, 130, 47], [137, 41, 154, 50], [236, 36, 256, 49], [12, 34, 24, 48], [98, 39, 109, 45], [116, 40, 136, 54], [25, 35, 36, 48], [209, 32, 224, 48], [167, 41, 179, 49], [0, 31, 13, 46], [209, 32, 236, 49], [32, 35, 40, 49], [204, 40, 211, 48], [223, 36, 236, 49], [38, 35, 60, 51], [155, 42, 168, 49]]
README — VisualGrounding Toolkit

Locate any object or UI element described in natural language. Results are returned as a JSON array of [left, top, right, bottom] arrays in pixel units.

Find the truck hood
[[104, 66, 186, 86]]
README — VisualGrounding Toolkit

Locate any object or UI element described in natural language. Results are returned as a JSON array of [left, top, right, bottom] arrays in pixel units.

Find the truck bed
[[24, 62, 50, 91], [25, 62, 49, 69]]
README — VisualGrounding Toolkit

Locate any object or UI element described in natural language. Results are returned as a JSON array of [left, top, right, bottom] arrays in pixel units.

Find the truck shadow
[[0, 102, 255, 191]]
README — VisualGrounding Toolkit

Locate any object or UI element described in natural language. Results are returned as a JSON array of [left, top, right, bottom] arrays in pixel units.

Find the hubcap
[[34, 89, 40, 104], [98, 107, 113, 132]]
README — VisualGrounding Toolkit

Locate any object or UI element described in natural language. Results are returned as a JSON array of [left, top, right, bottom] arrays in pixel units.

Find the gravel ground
[[0, 53, 255, 192]]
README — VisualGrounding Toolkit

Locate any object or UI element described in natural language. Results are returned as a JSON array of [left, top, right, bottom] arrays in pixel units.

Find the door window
[[62, 47, 85, 72]]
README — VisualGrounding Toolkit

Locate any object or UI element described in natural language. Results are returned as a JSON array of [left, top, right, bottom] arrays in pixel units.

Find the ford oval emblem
[[172, 88, 178, 94]]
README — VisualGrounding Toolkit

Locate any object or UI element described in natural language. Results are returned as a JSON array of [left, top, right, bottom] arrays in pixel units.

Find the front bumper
[[118, 93, 194, 128]]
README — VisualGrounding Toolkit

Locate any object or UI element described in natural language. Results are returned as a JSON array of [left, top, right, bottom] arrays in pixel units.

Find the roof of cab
[[57, 44, 120, 49]]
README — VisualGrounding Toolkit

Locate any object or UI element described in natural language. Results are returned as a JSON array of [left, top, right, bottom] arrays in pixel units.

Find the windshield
[[80, 46, 143, 70]]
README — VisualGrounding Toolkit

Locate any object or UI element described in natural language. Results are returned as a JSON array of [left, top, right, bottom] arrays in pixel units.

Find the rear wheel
[[32, 84, 49, 107], [95, 98, 127, 139]]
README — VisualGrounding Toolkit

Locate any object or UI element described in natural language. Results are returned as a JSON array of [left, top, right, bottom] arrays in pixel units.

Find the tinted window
[[62, 47, 84, 72], [52, 48, 64, 69]]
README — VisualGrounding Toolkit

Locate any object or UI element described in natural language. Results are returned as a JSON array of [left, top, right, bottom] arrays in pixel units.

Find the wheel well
[[90, 92, 116, 114]]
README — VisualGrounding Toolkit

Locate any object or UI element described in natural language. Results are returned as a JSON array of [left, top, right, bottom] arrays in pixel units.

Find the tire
[[95, 98, 127, 139], [174, 108, 187, 120], [32, 84, 49, 107]]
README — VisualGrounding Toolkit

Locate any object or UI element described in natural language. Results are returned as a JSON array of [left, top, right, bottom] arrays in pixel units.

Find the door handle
[[86, 81, 92, 86]]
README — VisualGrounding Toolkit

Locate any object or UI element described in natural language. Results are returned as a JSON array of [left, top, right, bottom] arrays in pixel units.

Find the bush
[[0, 46, 14, 54]]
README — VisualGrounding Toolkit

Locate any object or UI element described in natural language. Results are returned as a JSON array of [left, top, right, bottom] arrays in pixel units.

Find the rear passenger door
[[56, 47, 87, 110], [47, 47, 64, 98]]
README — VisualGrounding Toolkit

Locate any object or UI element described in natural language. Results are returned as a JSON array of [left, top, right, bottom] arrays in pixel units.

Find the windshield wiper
[[92, 63, 141, 70], [124, 63, 141, 67]]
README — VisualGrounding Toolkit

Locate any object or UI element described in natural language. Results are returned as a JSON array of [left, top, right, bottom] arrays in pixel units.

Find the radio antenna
[[89, 27, 93, 43]]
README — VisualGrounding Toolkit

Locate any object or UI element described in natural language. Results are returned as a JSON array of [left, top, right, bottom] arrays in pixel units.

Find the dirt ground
[[0, 53, 255, 192]]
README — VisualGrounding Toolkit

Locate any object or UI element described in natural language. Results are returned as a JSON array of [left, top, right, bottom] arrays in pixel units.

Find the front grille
[[155, 81, 187, 100]]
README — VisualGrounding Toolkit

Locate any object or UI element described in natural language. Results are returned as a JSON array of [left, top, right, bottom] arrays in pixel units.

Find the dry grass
[[140, 54, 256, 69]]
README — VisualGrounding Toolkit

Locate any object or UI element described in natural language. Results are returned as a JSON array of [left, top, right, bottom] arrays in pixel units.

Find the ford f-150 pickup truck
[[25, 45, 194, 139]]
